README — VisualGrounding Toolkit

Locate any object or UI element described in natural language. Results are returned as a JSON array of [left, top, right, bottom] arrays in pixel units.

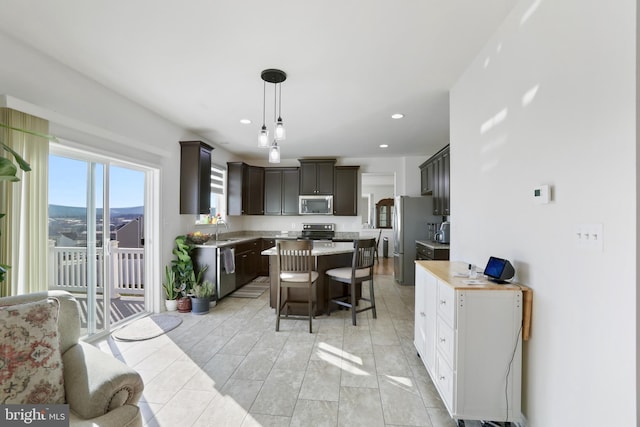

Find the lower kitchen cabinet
[[415, 261, 530, 424], [234, 239, 260, 288]]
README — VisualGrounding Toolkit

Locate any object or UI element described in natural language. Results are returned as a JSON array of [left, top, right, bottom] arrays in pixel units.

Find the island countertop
[[261, 241, 354, 256]]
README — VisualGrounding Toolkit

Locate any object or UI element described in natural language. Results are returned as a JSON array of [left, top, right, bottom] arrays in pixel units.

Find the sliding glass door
[[48, 148, 147, 337]]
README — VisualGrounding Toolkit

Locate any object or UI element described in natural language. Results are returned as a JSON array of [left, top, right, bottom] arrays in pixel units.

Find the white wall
[[450, 1, 636, 425]]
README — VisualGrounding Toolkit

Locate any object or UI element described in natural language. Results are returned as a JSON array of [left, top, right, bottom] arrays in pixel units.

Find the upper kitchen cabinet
[[179, 140, 213, 214], [264, 167, 300, 215], [333, 166, 359, 216], [419, 145, 450, 216], [299, 159, 335, 195], [227, 162, 265, 215]]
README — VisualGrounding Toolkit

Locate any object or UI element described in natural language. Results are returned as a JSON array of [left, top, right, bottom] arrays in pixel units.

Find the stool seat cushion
[[325, 267, 370, 280], [280, 271, 319, 283]]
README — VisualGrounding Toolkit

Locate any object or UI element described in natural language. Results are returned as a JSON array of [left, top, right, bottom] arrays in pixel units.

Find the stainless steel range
[[301, 223, 335, 240]]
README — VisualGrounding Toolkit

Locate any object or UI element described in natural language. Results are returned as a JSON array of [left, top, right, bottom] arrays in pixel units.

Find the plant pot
[[165, 299, 178, 312], [191, 297, 210, 315], [177, 297, 192, 313]]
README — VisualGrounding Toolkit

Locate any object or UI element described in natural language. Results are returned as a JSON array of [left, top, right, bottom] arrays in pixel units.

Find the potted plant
[[191, 278, 215, 315], [163, 265, 179, 311], [172, 235, 195, 312]]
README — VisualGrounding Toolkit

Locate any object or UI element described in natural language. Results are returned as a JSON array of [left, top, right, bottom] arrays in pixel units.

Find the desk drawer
[[435, 352, 454, 410], [437, 282, 455, 327], [437, 316, 455, 367]]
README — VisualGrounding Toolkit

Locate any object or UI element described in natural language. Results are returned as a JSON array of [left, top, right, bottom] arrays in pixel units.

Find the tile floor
[[96, 274, 474, 427]]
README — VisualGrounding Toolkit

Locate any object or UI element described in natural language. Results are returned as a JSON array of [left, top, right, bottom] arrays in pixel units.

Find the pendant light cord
[[262, 81, 267, 126]]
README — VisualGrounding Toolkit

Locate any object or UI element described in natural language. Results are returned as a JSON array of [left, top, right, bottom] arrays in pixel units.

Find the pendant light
[[259, 69, 287, 160], [258, 81, 269, 148], [275, 83, 286, 140], [269, 141, 280, 163]]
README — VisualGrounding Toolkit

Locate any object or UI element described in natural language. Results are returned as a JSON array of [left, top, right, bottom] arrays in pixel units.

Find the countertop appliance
[[301, 223, 336, 240], [299, 195, 333, 215], [393, 196, 441, 285], [434, 221, 451, 244]]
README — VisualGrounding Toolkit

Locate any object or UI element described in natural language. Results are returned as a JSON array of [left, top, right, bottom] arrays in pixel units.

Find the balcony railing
[[48, 241, 145, 295]]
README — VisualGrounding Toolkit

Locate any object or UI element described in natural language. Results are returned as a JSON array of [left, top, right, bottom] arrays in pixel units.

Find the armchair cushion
[[63, 341, 144, 420], [0, 298, 65, 404]]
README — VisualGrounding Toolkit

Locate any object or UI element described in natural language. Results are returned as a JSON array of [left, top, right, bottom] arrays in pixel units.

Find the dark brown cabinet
[[235, 239, 260, 288], [299, 159, 335, 195], [179, 141, 213, 214], [419, 145, 450, 216], [260, 238, 275, 276], [227, 162, 265, 215], [375, 198, 394, 228], [264, 168, 300, 215], [333, 166, 359, 216]]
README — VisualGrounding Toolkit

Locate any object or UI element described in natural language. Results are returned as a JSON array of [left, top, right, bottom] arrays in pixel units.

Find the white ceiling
[[0, 1, 515, 161]]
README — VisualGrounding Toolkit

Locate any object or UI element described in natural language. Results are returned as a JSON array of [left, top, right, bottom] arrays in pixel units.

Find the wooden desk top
[[416, 260, 533, 340]]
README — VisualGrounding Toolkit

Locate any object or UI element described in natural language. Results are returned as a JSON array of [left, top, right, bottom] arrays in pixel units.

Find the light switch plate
[[575, 223, 603, 251]]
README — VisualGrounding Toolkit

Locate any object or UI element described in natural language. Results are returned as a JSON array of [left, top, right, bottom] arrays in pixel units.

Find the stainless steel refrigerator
[[393, 195, 440, 285]]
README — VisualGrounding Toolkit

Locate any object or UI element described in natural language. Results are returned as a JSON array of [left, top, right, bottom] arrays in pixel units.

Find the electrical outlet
[[574, 223, 603, 251]]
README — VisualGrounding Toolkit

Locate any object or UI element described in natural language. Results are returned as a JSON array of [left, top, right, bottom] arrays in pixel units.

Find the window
[[210, 163, 226, 217]]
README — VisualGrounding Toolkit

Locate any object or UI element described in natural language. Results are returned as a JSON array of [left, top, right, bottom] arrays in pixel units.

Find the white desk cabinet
[[414, 261, 530, 424]]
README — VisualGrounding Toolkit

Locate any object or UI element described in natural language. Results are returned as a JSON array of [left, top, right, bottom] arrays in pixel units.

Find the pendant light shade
[[269, 141, 280, 164], [258, 125, 269, 148], [274, 83, 286, 140], [258, 81, 269, 148], [259, 69, 287, 159]]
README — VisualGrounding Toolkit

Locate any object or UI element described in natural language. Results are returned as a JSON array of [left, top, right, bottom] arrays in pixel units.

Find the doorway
[[48, 146, 150, 337]]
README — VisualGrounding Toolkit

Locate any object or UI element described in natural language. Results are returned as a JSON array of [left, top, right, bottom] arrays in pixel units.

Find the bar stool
[[275, 240, 319, 333], [326, 238, 376, 326]]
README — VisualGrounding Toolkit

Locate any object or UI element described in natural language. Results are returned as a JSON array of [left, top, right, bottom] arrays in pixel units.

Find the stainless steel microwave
[[299, 195, 333, 215]]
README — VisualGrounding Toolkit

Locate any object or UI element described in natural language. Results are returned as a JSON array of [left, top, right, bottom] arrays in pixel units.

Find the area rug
[[112, 314, 183, 341], [229, 276, 270, 298]]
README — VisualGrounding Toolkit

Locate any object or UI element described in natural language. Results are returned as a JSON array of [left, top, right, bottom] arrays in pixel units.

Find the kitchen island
[[261, 241, 356, 315]]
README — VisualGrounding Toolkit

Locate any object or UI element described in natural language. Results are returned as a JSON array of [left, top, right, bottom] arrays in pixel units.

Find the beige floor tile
[[231, 346, 280, 381], [148, 388, 217, 427], [340, 352, 379, 389], [291, 399, 339, 427], [373, 344, 412, 377], [250, 368, 305, 417], [426, 407, 458, 427], [192, 379, 263, 427], [342, 329, 373, 353], [338, 386, 385, 427], [379, 374, 432, 426], [298, 360, 342, 401], [242, 413, 291, 427]]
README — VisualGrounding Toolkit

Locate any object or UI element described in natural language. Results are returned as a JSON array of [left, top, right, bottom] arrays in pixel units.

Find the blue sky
[[49, 155, 144, 208]]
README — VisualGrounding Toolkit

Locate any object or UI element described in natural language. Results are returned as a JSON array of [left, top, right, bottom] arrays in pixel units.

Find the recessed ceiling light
[[379, 144, 389, 148], [391, 113, 404, 119], [240, 119, 252, 124]]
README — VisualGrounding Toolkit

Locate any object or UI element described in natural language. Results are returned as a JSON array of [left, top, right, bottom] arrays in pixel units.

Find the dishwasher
[[217, 247, 236, 298]]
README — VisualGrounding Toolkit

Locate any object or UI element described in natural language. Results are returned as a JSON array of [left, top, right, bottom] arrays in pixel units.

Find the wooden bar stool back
[[326, 238, 377, 326], [275, 240, 319, 333]]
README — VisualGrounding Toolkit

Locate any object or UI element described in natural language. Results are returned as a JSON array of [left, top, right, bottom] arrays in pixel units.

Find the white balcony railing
[[48, 241, 145, 295]]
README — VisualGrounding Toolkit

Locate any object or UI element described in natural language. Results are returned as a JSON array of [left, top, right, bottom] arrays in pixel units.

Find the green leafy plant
[[163, 265, 178, 300], [171, 235, 195, 295], [191, 279, 214, 299]]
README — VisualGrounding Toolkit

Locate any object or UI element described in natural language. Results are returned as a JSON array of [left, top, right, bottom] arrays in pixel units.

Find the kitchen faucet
[[215, 217, 229, 240]]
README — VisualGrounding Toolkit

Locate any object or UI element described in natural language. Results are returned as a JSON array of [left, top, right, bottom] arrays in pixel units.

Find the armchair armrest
[[62, 342, 144, 420]]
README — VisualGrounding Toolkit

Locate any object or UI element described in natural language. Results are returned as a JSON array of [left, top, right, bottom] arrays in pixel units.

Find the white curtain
[[0, 108, 49, 296]]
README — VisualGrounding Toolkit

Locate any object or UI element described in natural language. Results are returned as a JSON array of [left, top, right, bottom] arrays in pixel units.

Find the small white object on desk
[[463, 279, 487, 285]]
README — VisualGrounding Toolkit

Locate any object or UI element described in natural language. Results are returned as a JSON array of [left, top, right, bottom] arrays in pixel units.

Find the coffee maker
[[434, 221, 450, 244]]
